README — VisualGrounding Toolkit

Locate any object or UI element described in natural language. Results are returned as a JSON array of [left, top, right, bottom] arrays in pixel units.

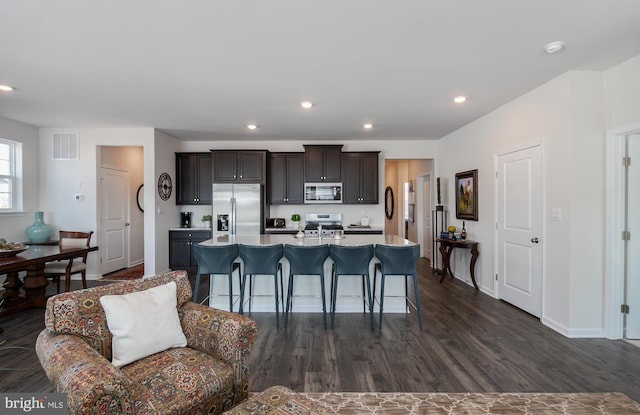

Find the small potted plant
[[201, 214, 212, 228], [290, 213, 301, 229]]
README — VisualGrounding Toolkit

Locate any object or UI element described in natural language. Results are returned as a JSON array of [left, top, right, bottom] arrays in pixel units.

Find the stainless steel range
[[304, 213, 343, 237]]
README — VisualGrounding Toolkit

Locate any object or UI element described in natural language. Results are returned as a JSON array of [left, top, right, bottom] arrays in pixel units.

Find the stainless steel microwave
[[304, 183, 343, 203]]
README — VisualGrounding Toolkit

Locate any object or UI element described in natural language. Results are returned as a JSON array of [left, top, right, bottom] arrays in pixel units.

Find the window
[[0, 139, 17, 210]]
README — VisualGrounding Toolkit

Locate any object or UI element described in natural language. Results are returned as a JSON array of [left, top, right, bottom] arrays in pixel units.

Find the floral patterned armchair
[[35, 270, 258, 415]]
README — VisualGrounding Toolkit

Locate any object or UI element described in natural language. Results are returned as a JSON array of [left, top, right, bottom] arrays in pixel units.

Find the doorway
[[605, 126, 640, 339], [384, 159, 433, 248], [97, 146, 144, 276], [99, 167, 130, 274], [495, 144, 543, 317], [625, 133, 640, 338]]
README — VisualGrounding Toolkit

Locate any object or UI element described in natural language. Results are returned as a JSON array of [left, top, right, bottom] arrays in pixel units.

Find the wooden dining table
[[0, 244, 98, 316]]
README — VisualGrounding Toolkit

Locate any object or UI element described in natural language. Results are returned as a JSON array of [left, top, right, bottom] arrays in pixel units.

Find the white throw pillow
[[100, 281, 187, 368]]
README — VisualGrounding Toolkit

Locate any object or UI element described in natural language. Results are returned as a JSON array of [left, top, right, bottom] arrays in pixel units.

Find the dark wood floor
[[2, 259, 640, 402]]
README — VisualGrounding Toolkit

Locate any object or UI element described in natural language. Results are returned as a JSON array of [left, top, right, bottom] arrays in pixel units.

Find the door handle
[[531, 237, 539, 243], [125, 223, 130, 226]]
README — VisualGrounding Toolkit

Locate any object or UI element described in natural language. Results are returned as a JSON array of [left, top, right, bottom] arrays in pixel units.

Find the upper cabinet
[[175, 152, 212, 205], [341, 152, 379, 204], [303, 145, 342, 182], [269, 153, 304, 204], [212, 150, 267, 183]]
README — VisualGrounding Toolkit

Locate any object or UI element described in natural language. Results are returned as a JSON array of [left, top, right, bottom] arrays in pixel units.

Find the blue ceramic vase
[[26, 211, 53, 243]]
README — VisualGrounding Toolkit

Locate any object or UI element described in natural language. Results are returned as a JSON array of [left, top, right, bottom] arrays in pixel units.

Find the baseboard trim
[[542, 316, 604, 338]]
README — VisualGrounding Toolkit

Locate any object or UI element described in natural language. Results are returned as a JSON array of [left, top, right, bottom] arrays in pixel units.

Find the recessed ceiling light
[[544, 41, 565, 54], [453, 96, 467, 104], [363, 123, 373, 129], [247, 124, 258, 130], [300, 101, 313, 109], [0, 84, 15, 92]]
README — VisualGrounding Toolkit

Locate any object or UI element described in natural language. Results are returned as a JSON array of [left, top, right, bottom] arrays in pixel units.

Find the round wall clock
[[157, 173, 172, 201], [385, 186, 394, 220]]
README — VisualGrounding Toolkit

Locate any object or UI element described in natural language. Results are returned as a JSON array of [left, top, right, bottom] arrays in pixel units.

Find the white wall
[[153, 130, 182, 274], [437, 70, 606, 337], [38, 127, 156, 278], [605, 54, 640, 130], [0, 116, 39, 242]]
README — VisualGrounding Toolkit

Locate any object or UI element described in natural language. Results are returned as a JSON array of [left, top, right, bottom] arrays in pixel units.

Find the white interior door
[[626, 133, 640, 338], [496, 145, 543, 317], [100, 167, 129, 274]]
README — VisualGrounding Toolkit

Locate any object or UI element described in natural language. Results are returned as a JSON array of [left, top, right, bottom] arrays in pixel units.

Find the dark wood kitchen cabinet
[[341, 152, 379, 204], [303, 145, 342, 182], [169, 230, 212, 272], [175, 153, 212, 205], [269, 152, 304, 204], [212, 150, 266, 183]]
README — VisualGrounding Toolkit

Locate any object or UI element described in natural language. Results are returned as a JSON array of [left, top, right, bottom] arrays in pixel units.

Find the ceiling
[[1, 1, 640, 141]]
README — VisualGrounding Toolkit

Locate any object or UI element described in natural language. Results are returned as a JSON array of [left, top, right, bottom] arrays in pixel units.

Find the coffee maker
[[180, 212, 192, 228]]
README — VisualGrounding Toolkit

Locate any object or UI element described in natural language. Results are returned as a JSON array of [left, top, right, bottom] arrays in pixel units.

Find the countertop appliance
[[266, 218, 286, 228], [180, 212, 192, 228], [212, 183, 263, 236], [304, 182, 342, 203], [304, 213, 343, 236]]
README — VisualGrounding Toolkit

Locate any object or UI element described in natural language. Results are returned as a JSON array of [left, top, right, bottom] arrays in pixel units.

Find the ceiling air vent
[[52, 132, 79, 160]]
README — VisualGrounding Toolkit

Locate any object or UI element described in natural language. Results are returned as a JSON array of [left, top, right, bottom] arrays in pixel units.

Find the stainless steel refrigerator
[[212, 183, 263, 236]]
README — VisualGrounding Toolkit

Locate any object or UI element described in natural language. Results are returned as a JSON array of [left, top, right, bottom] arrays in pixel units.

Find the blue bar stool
[[238, 244, 284, 328], [373, 244, 423, 331], [283, 244, 330, 329], [329, 244, 375, 330], [193, 243, 241, 311]]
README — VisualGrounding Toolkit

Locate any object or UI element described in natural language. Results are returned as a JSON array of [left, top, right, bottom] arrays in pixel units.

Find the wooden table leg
[[22, 263, 49, 307], [469, 243, 479, 290], [0, 265, 48, 316], [439, 245, 455, 282], [438, 245, 447, 282]]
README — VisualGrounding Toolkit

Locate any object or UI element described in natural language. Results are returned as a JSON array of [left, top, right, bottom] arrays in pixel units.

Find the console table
[[437, 239, 479, 290]]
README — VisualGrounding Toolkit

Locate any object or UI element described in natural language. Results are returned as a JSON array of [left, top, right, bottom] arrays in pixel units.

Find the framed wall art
[[455, 169, 478, 221]]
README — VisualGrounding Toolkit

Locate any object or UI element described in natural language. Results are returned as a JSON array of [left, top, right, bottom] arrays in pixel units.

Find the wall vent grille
[[52, 132, 79, 160]]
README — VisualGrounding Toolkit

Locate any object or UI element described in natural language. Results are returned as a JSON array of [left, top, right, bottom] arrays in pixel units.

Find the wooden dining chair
[[44, 230, 93, 293]]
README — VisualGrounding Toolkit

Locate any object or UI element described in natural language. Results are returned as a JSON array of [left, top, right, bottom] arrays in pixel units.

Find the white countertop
[[169, 227, 213, 231], [200, 233, 414, 247]]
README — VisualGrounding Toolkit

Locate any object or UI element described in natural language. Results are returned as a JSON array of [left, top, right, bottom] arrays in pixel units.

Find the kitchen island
[[200, 233, 411, 247], [200, 234, 416, 314]]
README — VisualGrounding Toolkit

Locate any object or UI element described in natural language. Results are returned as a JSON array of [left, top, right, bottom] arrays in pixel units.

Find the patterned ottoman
[[225, 386, 331, 415]]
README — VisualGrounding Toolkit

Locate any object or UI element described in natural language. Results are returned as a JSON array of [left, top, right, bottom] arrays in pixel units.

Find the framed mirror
[[385, 186, 394, 219], [136, 184, 144, 212]]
